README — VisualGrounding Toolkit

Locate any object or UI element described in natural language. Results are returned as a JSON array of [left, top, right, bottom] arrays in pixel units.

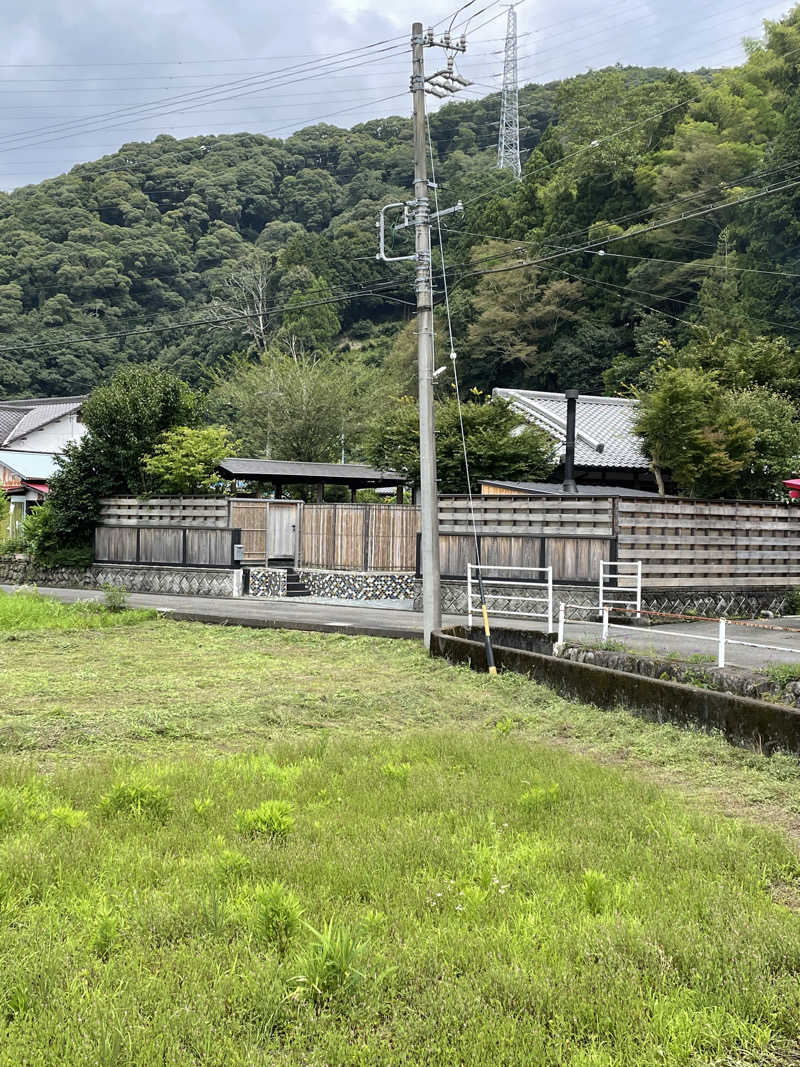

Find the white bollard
[[718, 617, 726, 668], [467, 565, 473, 628], [558, 602, 566, 645], [602, 606, 609, 641]]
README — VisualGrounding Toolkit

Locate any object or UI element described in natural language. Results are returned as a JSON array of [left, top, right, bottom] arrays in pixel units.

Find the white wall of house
[[9, 411, 86, 452]]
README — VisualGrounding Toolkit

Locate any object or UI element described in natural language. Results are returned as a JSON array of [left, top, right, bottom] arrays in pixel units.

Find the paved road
[[5, 584, 800, 670]]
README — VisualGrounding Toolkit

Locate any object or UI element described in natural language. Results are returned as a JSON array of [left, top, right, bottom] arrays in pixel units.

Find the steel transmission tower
[[497, 5, 521, 179]]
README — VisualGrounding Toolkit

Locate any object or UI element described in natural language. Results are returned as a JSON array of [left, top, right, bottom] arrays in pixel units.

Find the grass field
[[2, 593, 800, 1065]]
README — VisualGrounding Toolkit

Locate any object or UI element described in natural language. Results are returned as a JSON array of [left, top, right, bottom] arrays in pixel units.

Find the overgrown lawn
[[1, 615, 800, 1064]]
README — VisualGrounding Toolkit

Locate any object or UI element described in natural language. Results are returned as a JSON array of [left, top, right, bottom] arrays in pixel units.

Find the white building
[[0, 396, 87, 538]]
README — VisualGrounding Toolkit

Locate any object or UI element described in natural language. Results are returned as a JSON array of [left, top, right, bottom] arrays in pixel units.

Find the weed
[[215, 848, 251, 882], [288, 919, 367, 1009], [494, 716, 516, 735], [578, 639, 627, 653], [91, 899, 121, 959], [380, 761, 410, 785], [766, 662, 800, 687], [686, 652, 716, 665], [252, 881, 304, 952], [193, 796, 214, 818], [235, 800, 294, 839], [100, 783, 171, 822], [519, 783, 560, 813], [582, 868, 611, 915], [47, 805, 87, 829], [101, 583, 128, 613]]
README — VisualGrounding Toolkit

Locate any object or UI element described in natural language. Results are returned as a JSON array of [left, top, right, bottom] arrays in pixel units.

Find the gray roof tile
[[494, 389, 650, 470]]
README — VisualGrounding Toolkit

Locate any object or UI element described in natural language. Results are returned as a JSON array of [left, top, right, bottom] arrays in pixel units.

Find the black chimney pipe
[[562, 389, 579, 494]]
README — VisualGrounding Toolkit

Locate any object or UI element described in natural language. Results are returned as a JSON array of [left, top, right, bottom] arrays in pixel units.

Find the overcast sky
[[0, 0, 792, 191]]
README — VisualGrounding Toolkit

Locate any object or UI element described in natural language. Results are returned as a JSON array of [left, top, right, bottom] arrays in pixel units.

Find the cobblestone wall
[[0, 556, 96, 589], [94, 564, 240, 598], [248, 568, 415, 600], [249, 569, 287, 597]]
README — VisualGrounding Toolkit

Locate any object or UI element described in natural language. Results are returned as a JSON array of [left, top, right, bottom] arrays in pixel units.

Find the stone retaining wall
[[248, 568, 415, 601], [0, 556, 96, 589], [432, 627, 800, 754]]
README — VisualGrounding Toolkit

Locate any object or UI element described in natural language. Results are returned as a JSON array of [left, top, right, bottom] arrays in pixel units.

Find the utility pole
[[411, 22, 440, 650], [497, 5, 521, 179], [376, 23, 469, 649]]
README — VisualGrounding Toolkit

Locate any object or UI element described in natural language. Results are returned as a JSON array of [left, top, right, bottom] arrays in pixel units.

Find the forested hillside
[[2, 7, 800, 419]]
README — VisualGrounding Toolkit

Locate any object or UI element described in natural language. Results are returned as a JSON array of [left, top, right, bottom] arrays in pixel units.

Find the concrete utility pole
[[411, 22, 440, 649], [376, 24, 469, 649]]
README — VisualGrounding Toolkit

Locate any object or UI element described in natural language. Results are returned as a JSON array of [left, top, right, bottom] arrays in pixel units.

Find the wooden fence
[[617, 498, 800, 588], [99, 497, 229, 528], [438, 495, 613, 582], [94, 525, 240, 568], [299, 504, 420, 571], [95, 494, 800, 588]]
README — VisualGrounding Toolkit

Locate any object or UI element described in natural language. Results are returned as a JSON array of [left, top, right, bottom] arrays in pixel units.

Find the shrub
[[252, 881, 304, 952], [100, 784, 171, 822], [235, 800, 294, 839]]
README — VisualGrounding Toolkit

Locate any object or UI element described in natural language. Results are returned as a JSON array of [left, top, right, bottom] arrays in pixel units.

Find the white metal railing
[[599, 560, 642, 618], [467, 565, 553, 631], [556, 603, 800, 669]]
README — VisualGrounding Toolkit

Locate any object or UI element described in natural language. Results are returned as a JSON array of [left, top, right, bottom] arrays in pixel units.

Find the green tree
[[39, 366, 202, 558], [143, 426, 238, 495], [726, 387, 800, 498], [634, 366, 756, 497], [210, 346, 381, 464], [364, 394, 556, 493]]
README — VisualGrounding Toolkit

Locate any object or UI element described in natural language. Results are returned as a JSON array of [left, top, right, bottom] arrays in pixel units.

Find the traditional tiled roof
[[0, 397, 84, 447], [493, 389, 650, 471]]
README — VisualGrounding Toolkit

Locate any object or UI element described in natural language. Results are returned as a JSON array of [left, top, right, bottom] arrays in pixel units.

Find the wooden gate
[[229, 500, 301, 564]]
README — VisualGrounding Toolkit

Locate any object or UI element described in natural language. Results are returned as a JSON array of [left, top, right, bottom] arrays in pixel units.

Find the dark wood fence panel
[[95, 526, 137, 563], [95, 525, 238, 567], [617, 499, 800, 587], [547, 536, 610, 581]]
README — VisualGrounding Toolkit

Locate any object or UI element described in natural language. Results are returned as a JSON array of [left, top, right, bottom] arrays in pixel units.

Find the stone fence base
[[0, 557, 242, 598], [424, 579, 793, 620], [248, 568, 416, 601]]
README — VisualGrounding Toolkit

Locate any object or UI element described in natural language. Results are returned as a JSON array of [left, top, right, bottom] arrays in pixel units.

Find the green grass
[[2, 614, 800, 1064], [0, 588, 156, 633], [765, 662, 800, 687]]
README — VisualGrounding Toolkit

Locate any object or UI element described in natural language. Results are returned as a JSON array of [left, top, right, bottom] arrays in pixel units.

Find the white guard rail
[[557, 603, 800, 669], [599, 560, 642, 618], [468, 565, 553, 631]]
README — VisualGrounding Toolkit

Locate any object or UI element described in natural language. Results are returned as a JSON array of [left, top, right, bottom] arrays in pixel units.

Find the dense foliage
[[4, 10, 800, 497], [364, 394, 555, 493], [33, 366, 201, 560]]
